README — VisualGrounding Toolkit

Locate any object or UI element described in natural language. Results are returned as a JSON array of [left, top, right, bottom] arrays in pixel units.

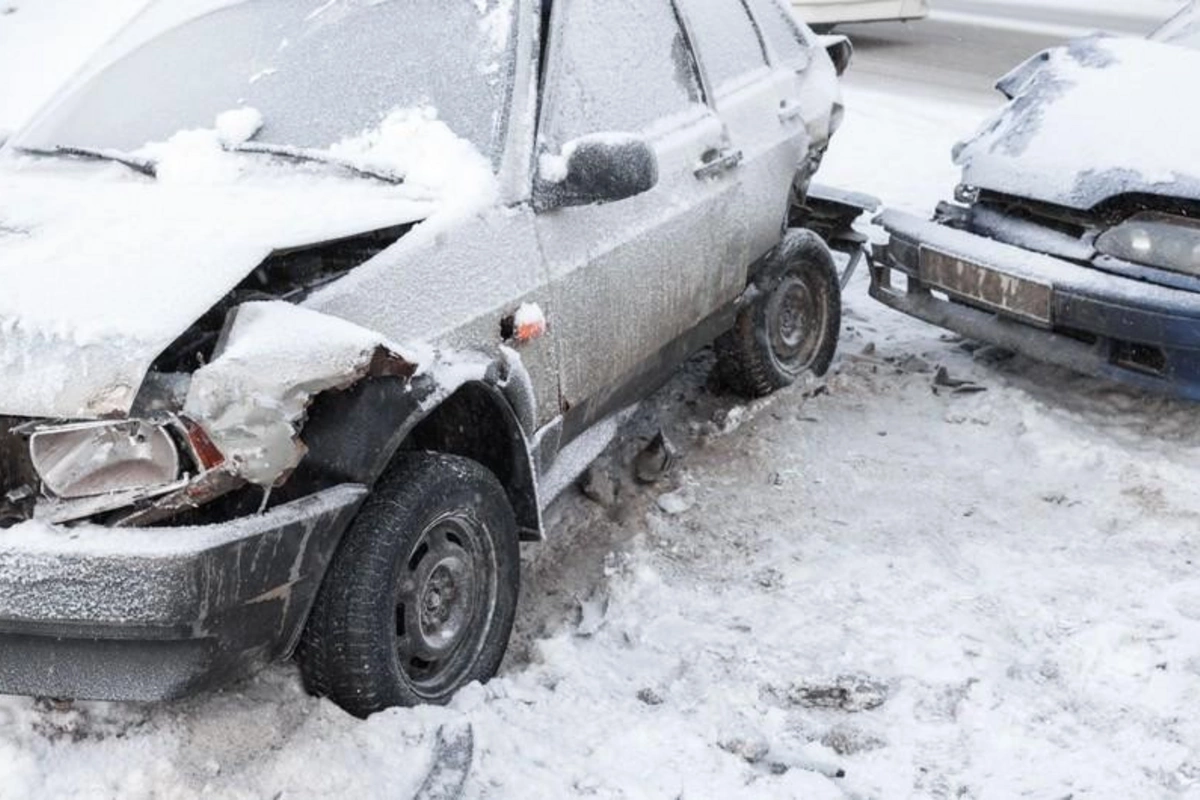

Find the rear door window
[[677, 0, 769, 94], [744, 0, 812, 67]]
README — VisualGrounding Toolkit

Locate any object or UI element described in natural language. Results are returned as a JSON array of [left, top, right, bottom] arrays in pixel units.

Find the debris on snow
[[719, 734, 771, 765], [655, 486, 695, 516], [573, 590, 609, 638], [933, 366, 988, 395], [633, 431, 678, 485], [578, 464, 617, 507], [820, 725, 888, 757], [783, 675, 891, 713]]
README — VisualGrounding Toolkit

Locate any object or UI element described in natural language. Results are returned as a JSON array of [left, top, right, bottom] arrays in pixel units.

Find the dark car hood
[[0, 165, 434, 418], [954, 36, 1200, 211]]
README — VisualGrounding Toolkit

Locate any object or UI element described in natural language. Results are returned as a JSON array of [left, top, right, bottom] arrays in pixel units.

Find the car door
[[534, 0, 748, 434], [677, 0, 812, 262]]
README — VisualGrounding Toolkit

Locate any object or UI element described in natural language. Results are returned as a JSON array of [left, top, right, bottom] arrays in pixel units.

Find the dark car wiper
[[226, 141, 404, 185], [13, 145, 157, 178]]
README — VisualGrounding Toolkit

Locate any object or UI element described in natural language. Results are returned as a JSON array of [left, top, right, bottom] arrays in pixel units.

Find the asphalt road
[[836, 3, 1178, 103], [839, 17, 1067, 104]]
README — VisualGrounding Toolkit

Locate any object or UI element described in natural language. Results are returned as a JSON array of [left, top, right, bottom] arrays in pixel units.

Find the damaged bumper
[[874, 210, 1200, 399], [0, 484, 366, 701]]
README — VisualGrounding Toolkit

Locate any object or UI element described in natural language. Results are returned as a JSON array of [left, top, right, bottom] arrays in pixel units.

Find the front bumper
[[874, 210, 1200, 400], [0, 484, 366, 701]]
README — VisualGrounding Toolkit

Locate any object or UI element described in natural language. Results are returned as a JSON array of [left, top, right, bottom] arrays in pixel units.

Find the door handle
[[694, 148, 743, 179], [778, 103, 805, 123]]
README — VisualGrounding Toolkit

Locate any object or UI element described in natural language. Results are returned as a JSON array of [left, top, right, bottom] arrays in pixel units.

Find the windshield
[[12, 0, 518, 167], [1152, 2, 1200, 50]]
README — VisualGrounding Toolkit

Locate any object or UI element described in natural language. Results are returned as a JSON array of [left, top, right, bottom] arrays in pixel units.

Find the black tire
[[716, 229, 841, 398], [297, 453, 520, 718]]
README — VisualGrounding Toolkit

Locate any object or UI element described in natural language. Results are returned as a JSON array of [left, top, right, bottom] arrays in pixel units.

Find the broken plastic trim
[[29, 420, 181, 499], [20, 414, 234, 525]]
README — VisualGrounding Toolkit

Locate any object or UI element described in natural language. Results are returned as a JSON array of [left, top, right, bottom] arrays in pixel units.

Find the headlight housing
[[29, 420, 181, 499], [1095, 212, 1200, 276]]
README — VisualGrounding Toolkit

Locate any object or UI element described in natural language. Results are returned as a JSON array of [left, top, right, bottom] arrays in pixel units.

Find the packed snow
[[3, 3, 1200, 800]]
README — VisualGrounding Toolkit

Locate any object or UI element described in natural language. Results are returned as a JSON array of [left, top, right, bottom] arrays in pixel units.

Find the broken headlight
[[1096, 212, 1200, 276], [29, 420, 181, 499]]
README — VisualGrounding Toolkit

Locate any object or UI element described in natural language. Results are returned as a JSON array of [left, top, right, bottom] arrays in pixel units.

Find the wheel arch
[[406, 381, 542, 541], [288, 369, 543, 542]]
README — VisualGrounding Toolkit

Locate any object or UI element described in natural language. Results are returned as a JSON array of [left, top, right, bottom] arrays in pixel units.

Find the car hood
[[0, 165, 436, 419], [954, 36, 1200, 211]]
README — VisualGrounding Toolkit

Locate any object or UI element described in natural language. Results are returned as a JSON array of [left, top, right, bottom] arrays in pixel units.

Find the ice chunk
[[214, 107, 264, 147]]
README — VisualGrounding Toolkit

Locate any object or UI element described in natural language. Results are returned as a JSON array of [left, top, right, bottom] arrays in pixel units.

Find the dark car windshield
[[11, 0, 518, 167], [1152, 2, 1200, 50]]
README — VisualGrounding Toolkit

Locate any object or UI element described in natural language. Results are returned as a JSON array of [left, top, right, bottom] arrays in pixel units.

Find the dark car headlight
[[1096, 212, 1200, 276], [29, 420, 181, 499]]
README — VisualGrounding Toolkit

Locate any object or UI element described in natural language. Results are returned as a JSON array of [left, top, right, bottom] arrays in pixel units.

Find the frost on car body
[[874, 17, 1200, 399], [183, 302, 421, 489], [954, 35, 1200, 210], [0, 0, 847, 711]]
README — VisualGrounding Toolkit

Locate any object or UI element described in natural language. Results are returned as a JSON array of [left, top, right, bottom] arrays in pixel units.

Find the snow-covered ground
[[4, 3, 1200, 799]]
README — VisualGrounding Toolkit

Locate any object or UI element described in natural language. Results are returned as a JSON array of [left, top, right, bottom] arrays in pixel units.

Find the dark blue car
[[873, 6, 1200, 399]]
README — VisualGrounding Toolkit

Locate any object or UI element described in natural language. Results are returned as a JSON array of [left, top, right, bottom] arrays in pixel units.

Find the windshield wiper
[[14, 145, 157, 178], [226, 142, 404, 185]]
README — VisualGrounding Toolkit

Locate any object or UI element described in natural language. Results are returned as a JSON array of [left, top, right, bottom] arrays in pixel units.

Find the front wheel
[[716, 229, 841, 398], [298, 453, 520, 718]]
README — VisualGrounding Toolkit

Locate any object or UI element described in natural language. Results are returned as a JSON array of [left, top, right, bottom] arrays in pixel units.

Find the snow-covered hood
[[0, 165, 435, 419], [955, 36, 1200, 211]]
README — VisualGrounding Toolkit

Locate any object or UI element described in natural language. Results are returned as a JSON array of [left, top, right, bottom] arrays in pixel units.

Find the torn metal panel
[[0, 169, 433, 420], [183, 302, 420, 488]]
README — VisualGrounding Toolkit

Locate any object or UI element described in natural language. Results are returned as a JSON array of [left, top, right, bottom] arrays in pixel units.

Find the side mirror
[[534, 134, 659, 212], [820, 34, 853, 77]]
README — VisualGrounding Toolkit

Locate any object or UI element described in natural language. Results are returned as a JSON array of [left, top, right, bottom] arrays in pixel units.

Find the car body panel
[[955, 36, 1200, 211], [790, 0, 929, 27], [0, 167, 435, 419], [876, 210, 1200, 399], [679, 0, 813, 262], [0, 484, 367, 700]]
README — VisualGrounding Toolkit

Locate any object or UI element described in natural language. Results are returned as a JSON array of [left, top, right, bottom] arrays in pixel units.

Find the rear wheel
[[298, 453, 519, 717], [716, 229, 841, 398]]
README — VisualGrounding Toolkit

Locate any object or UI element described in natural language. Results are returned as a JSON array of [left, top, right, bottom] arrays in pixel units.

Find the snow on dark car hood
[[0, 164, 434, 419], [954, 36, 1200, 211]]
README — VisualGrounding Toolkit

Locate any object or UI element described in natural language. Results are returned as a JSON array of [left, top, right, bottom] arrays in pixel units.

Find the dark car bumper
[[873, 210, 1200, 400], [0, 484, 366, 701]]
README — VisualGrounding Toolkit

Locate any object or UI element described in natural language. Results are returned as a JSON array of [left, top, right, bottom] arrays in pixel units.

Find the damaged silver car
[[0, 0, 849, 716], [873, 5, 1200, 399]]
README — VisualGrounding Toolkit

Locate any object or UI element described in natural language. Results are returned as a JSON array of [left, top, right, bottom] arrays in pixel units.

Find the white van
[[791, 0, 930, 32]]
